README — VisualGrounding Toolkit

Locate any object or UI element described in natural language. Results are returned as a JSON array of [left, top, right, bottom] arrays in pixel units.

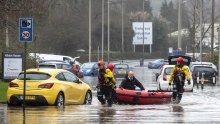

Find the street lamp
[[107, 0, 110, 63], [101, 0, 104, 60], [121, 0, 124, 61], [200, 0, 203, 62], [178, 0, 182, 49], [142, 0, 145, 58], [89, 0, 91, 62]]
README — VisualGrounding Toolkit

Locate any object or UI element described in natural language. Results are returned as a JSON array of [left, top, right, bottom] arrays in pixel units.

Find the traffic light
[[217, 27, 219, 32]]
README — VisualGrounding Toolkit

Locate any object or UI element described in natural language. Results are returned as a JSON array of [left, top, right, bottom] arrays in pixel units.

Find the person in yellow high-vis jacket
[[97, 61, 115, 107], [169, 57, 191, 103]]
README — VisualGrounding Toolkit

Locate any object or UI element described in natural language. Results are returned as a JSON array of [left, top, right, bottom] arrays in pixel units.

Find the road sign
[[19, 18, 33, 42]]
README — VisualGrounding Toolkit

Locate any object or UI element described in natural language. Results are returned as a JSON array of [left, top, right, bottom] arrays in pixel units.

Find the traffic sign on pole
[[19, 18, 33, 42]]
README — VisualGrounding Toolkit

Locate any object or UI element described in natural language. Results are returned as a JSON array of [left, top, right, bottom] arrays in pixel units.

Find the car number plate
[[118, 71, 126, 74], [20, 96, 35, 100]]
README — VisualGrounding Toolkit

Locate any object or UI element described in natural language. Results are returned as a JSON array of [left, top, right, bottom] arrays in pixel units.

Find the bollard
[[140, 58, 144, 67], [201, 72, 204, 89], [197, 72, 200, 89], [213, 73, 216, 86]]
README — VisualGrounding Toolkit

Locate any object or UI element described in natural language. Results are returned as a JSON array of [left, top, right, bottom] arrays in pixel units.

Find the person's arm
[[104, 69, 113, 78], [134, 77, 145, 90], [119, 79, 126, 88], [168, 66, 176, 84], [182, 66, 190, 80]]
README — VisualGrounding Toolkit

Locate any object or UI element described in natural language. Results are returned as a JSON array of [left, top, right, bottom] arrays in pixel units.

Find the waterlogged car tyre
[[55, 92, 64, 107], [84, 90, 92, 104]]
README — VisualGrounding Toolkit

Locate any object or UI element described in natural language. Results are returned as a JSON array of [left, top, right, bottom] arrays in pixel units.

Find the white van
[[29, 53, 81, 66]]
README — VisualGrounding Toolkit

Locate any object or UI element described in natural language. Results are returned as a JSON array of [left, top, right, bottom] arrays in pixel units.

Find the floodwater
[[1, 60, 220, 124]]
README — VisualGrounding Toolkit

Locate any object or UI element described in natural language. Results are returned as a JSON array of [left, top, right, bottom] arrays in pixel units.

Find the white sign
[[132, 22, 153, 45], [3, 53, 23, 80]]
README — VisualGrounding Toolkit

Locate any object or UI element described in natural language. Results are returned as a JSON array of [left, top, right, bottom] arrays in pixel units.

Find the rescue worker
[[97, 60, 115, 107], [107, 63, 117, 103], [119, 71, 145, 91], [168, 57, 191, 103]]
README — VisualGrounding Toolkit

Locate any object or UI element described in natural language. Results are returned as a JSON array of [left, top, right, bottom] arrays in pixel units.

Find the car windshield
[[194, 66, 214, 72], [164, 67, 173, 75], [18, 72, 51, 80], [81, 63, 94, 69], [39, 64, 56, 69], [114, 64, 129, 69]]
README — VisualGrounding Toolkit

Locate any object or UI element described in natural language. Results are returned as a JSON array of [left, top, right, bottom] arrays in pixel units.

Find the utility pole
[[200, 0, 203, 62], [211, 0, 215, 60], [89, 0, 91, 62], [142, 0, 145, 58], [102, 0, 104, 60], [107, 0, 110, 63], [121, 0, 124, 61], [178, 0, 182, 49]]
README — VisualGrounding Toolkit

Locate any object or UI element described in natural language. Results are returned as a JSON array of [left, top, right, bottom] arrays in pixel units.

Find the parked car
[[190, 64, 217, 85], [113, 63, 130, 78], [156, 55, 193, 92], [190, 62, 218, 73], [81, 62, 99, 76], [148, 59, 167, 69], [38, 61, 83, 78], [156, 65, 193, 92], [7, 69, 92, 106]]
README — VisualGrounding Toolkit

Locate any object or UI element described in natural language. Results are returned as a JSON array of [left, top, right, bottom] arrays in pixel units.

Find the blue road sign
[[19, 18, 33, 42]]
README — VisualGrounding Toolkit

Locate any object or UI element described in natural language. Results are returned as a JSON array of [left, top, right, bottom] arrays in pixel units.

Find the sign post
[[19, 18, 33, 107]]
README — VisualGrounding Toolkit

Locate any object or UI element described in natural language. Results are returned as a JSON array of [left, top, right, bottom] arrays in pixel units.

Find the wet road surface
[[1, 60, 220, 123]]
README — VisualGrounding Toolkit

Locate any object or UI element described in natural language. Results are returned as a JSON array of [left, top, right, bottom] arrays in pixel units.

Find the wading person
[[97, 61, 115, 107], [168, 57, 191, 103]]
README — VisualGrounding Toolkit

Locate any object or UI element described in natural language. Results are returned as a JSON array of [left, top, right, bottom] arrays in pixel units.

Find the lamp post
[[101, 0, 104, 60], [218, 25, 220, 83], [142, 0, 145, 58], [107, 0, 110, 63], [89, 0, 91, 62], [121, 0, 124, 62], [178, 0, 182, 49], [200, 0, 203, 62]]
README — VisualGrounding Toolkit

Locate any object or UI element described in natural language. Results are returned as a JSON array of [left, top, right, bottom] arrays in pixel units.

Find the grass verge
[[0, 81, 8, 101]]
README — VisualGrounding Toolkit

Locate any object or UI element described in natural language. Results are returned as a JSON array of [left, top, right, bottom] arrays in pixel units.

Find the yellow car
[[7, 68, 92, 106]]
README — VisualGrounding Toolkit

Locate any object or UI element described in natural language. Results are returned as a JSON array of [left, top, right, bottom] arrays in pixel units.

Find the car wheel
[[55, 92, 64, 107], [84, 90, 92, 104]]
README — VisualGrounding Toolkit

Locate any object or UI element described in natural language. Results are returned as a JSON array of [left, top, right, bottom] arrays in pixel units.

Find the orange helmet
[[177, 57, 183, 63], [107, 63, 114, 71], [98, 60, 105, 67]]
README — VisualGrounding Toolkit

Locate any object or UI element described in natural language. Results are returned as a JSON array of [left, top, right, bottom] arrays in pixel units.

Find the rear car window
[[194, 66, 214, 72], [114, 64, 129, 69], [18, 72, 51, 80], [39, 64, 56, 69], [164, 67, 172, 75]]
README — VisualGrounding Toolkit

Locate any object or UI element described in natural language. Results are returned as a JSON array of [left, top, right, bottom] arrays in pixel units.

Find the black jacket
[[119, 76, 145, 90]]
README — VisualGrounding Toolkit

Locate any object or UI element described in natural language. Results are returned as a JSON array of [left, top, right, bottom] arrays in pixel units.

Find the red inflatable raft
[[116, 88, 172, 105]]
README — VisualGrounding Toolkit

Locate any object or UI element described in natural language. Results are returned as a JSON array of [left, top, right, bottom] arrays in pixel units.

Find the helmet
[[98, 60, 105, 67], [177, 57, 183, 63], [107, 63, 114, 71]]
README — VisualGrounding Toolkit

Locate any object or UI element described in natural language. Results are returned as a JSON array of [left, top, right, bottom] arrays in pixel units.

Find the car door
[[63, 72, 84, 103], [92, 63, 99, 76]]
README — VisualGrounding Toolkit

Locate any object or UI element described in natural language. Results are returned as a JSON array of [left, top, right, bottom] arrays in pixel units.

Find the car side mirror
[[76, 79, 82, 84]]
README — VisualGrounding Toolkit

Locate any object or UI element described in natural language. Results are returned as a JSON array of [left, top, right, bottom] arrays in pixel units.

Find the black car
[[190, 65, 217, 85]]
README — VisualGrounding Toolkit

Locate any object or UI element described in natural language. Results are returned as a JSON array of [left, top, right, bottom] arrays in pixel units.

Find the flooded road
[[1, 60, 220, 123]]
